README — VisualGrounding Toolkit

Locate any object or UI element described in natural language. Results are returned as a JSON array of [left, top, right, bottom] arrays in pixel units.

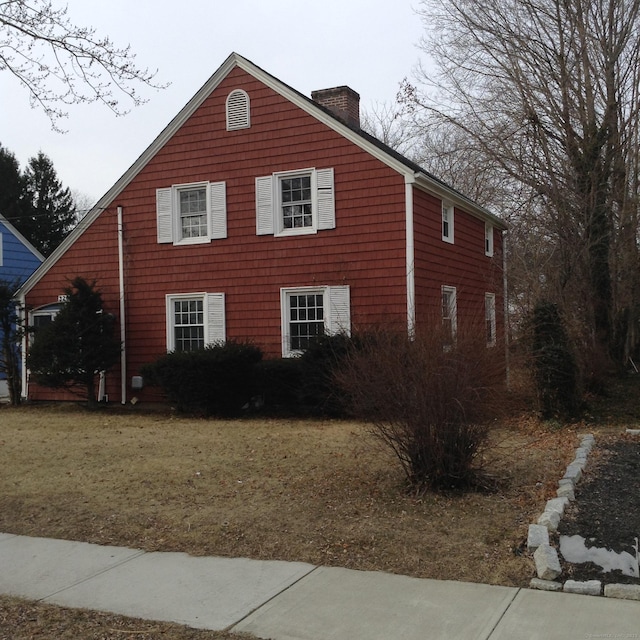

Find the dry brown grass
[[0, 595, 253, 639], [0, 403, 578, 589]]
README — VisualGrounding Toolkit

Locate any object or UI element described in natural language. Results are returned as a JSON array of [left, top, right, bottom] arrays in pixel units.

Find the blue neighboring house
[[0, 213, 44, 401]]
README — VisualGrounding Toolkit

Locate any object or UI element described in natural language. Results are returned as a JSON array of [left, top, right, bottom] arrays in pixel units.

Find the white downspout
[[405, 175, 416, 338], [117, 206, 127, 404]]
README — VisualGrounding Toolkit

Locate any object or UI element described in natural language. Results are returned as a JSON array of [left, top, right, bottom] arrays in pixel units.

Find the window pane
[[179, 188, 207, 238], [173, 299, 204, 352], [289, 291, 324, 351], [281, 175, 313, 229]]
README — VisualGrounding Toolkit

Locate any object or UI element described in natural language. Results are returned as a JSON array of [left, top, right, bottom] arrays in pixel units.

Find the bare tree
[[408, 0, 640, 367], [0, 0, 165, 129], [360, 100, 422, 158]]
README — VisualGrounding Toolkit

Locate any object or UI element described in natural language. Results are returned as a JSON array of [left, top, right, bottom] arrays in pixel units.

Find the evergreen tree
[[531, 301, 581, 420], [28, 277, 121, 407], [20, 152, 76, 256], [0, 144, 26, 225], [0, 280, 23, 405]]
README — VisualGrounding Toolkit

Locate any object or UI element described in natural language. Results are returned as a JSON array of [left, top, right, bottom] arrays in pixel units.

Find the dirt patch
[[556, 434, 640, 584]]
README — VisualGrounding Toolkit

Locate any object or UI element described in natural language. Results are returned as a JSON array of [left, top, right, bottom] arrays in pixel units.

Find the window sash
[[485, 293, 496, 346], [179, 188, 208, 239], [442, 203, 454, 243], [289, 292, 325, 351], [173, 299, 205, 352], [485, 224, 494, 256], [441, 286, 457, 343], [281, 175, 313, 230]]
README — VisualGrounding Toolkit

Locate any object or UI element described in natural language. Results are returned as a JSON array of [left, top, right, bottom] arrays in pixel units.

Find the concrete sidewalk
[[1, 532, 638, 639]]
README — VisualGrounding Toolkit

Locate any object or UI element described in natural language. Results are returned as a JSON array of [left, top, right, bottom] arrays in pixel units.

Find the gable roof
[[18, 52, 506, 296], [0, 213, 45, 263]]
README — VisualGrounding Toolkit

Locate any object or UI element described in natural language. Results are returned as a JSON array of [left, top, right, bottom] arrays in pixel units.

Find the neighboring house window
[[256, 168, 335, 236], [29, 305, 61, 340], [166, 293, 225, 352], [441, 286, 457, 344], [156, 182, 227, 245], [280, 285, 350, 357], [442, 202, 454, 243], [226, 89, 250, 130], [485, 293, 496, 347], [0, 232, 3, 266], [485, 223, 494, 256]]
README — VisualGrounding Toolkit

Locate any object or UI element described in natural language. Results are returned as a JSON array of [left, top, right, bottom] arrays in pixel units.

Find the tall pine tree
[[20, 152, 76, 256], [0, 144, 26, 225]]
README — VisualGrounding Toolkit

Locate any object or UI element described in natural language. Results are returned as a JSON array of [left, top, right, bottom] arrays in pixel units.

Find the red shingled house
[[18, 53, 507, 404]]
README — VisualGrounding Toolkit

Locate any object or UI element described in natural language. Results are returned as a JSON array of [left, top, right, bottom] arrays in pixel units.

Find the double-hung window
[[166, 293, 225, 352], [179, 187, 208, 240], [441, 286, 457, 345], [280, 285, 350, 357], [281, 174, 313, 230], [485, 223, 494, 256], [485, 293, 496, 347], [172, 298, 205, 352], [288, 291, 325, 350], [442, 202, 454, 243], [157, 181, 227, 245], [256, 167, 335, 236]]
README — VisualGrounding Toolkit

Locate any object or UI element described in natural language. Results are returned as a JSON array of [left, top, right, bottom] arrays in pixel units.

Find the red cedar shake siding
[[21, 54, 506, 403], [412, 187, 504, 335]]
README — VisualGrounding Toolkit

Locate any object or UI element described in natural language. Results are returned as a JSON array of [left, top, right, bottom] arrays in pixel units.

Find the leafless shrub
[[335, 324, 505, 492]]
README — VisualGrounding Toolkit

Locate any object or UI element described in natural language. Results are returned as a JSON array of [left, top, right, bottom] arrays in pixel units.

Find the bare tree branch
[[0, 0, 167, 130]]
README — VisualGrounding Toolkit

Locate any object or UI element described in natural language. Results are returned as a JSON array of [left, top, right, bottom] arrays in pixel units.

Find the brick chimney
[[311, 86, 360, 129]]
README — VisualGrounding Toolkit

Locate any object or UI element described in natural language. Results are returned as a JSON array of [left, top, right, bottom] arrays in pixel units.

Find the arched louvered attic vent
[[226, 89, 250, 130]]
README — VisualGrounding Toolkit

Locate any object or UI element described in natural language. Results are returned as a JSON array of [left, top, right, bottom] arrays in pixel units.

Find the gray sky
[[1, 0, 427, 204]]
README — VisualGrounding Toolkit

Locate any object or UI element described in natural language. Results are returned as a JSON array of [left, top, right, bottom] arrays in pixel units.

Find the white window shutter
[[327, 285, 350, 335], [316, 168, 335, 230], [156, 188, 173, 243], [226, 90, 250, 130], [256, 176, 274, 235], [209, 181, 227, 240], [206, 293, 226, 345]]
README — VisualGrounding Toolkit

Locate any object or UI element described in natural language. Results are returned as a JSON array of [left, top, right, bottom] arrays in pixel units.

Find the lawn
[[0, 404, 578, 587]]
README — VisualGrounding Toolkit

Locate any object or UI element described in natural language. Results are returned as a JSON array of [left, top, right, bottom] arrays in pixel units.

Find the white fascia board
[[0, 213, 45, 262]]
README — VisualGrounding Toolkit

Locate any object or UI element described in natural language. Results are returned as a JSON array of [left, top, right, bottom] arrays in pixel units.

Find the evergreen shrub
[[141, 341, 262, 416]]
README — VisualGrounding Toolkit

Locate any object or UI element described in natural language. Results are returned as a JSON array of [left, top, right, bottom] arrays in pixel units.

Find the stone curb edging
[[526, 432, 640, 601]]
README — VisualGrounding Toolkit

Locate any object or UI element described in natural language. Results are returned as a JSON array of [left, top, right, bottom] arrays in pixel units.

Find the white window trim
[[157, 181, 227, 246], [441, 285, 457, 343], [442, 202, 454, 244], [165, 292, 226, 352], [256, 167, 335, 237], [280, 285, 350, 357], [226, 89, 250, 131], [485, 292, 497, 347], [485, 223, 494, 257]]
